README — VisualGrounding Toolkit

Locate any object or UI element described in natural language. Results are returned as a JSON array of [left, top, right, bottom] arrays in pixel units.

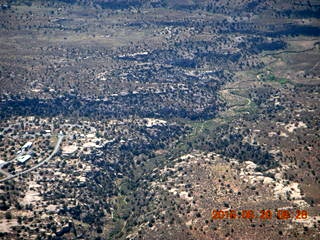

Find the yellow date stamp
[[211, 209, 308, 220]]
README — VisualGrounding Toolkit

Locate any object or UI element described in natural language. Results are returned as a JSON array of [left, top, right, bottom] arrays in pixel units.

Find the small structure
[[17, 154, 32, 164], [22, 142, 33, 150], [0, 160, 8, 168]]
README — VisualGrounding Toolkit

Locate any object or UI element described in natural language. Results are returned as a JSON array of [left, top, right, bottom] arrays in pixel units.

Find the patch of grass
[[278, 78, 288, 84], [262, 73, 289, 85], [267, 74, 276, 81]]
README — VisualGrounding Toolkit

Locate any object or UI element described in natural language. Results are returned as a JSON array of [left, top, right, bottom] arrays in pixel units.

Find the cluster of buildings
[[0, 140, 35, 179], [0, 141, 34, 169], [16, 141, 33, 164]]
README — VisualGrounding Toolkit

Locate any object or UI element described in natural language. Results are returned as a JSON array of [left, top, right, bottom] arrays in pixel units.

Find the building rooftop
[[17, 154, 32, 163], [22, 141, 33, 149], [0, 160, 8, 168]]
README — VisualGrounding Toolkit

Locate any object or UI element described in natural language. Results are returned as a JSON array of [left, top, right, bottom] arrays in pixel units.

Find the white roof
[[0, 160, 7, 166], [22, 142, 33, 149], [17, 154, 32, 163]]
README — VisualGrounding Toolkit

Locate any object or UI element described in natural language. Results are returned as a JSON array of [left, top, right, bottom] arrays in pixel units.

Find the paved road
[[0, 169, 12, 178], [0, 134, 64, 183]]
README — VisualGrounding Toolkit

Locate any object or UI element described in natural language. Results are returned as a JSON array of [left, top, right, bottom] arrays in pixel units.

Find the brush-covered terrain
[[0, 0, 319, 239]]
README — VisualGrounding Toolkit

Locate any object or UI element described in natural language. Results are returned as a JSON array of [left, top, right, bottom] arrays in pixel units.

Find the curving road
[[0, 134, 64, 183]]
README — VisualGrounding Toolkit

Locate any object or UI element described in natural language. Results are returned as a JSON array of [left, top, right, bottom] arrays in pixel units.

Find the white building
[[17, 154, 32, 163], [22, 141, 33, 150], [0, 160, 8, 168]]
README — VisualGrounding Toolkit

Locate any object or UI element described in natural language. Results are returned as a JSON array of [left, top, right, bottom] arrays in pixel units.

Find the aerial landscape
[[0, 0, 319, 239]]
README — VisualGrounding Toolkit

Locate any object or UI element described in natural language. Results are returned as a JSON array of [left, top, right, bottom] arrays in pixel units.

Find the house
[[17, 154, 32, 164], [22, 141, 33, 150]]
